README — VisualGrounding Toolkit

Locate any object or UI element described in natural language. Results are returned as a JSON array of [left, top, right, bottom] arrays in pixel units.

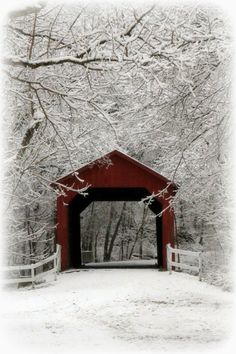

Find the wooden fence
[[166, 243, 202, 281], [3, 244, 61, 288]]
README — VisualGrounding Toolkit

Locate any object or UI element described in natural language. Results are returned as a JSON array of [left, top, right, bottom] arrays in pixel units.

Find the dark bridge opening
[[69, 187, 162, 269]]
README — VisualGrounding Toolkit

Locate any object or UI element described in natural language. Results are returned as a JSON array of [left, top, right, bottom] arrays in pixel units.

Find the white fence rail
[[3, 244, 61, 288], [166, 243, 202, 281]]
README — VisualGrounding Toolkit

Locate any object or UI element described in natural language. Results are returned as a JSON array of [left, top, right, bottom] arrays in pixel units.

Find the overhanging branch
[[4, 55, 126, 68]]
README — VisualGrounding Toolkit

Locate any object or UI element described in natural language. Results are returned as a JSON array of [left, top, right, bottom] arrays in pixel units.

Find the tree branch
[[4, 55, 125, 68]]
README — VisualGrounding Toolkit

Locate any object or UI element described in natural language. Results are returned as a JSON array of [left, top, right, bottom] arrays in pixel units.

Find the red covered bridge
[[53, 150, 176, 270]]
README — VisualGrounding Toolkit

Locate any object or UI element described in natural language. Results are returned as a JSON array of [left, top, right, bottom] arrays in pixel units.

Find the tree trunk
[[103, 203, 114, 261], [139, 239, 143, 259], [94, 226, 101, 262], [83, 202, 95, 250], [120, 239, 124, 261], [107, 202, 126, 261], [126, 240, 130, 260], [129, 205, 147, 259]]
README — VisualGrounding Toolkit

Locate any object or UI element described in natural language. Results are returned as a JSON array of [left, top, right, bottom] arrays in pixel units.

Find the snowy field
[[1, 268, 234, 354]]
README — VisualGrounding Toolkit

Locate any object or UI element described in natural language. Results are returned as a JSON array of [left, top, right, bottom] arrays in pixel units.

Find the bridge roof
[[55, 149, 174, 187]]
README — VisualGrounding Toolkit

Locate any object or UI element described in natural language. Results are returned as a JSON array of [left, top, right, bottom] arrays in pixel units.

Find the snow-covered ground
[[84, 259, 157, 267], [1, 268, 234, 354]]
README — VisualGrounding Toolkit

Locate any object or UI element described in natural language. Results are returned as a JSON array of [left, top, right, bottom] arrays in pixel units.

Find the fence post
[[167, 244, 172, 274], [54, 255, 57, 281], [57, 245, 61, 274], [166, 244, 169, 271], [31, 265, 35, 289]]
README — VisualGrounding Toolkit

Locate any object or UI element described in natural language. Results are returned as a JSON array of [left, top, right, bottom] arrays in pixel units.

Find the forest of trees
[[2, 2, 233, 287], [80, 201, 156, 263]]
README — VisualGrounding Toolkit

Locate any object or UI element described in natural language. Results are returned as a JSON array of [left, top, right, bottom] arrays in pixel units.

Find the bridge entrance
[[69, 188, 162, 268]]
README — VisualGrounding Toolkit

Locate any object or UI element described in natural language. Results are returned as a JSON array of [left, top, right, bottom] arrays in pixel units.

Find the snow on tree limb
[[4, 55, 127, 68]]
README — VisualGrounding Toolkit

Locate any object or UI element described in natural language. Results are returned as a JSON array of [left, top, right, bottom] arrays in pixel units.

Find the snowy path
[[1, 269, 233, 354]]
